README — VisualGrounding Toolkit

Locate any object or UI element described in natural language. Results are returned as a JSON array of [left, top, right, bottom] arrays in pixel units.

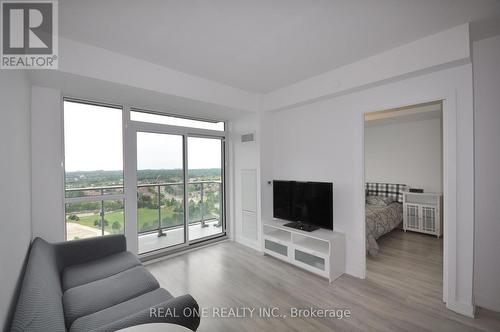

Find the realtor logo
[[1, 0, 58, 69]]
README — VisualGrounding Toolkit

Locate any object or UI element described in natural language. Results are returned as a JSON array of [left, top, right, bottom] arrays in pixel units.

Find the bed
[[365, 183, 406, 256]]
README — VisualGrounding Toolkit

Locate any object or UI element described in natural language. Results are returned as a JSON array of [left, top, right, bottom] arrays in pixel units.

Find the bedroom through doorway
[[363, 101, 444, 302]]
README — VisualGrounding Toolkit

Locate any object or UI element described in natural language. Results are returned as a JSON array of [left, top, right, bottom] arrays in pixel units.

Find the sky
[[64, 101, 222, 172]]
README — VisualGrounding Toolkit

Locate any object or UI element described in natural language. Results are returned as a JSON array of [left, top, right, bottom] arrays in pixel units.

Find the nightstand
[[403, 192, 443, 237]]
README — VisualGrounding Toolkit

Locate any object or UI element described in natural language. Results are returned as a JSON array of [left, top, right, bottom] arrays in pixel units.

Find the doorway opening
[[135, 131, 225, 254], [363, 101, 444, 302]]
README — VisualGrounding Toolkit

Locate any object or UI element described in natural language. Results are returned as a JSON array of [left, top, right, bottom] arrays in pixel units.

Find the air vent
[[241, 133, 255, 143]]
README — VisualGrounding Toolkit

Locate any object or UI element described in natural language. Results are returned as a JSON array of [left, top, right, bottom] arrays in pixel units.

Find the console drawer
[[264, 239, 288, 257], [294, 249, 325, 271]]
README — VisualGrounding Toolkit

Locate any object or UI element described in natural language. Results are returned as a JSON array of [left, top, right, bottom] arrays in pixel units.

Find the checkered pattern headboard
[[365, 182, 407, 203]]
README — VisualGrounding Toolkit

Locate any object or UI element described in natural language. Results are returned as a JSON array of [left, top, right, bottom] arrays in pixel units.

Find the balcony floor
[[67, 222, 108, 240], [67, 220, 223, 253], [138, 220, 222, 254]]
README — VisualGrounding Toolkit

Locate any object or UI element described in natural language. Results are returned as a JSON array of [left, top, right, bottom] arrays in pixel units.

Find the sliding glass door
[[136, 132, 186, 254], [135, 133, 225, 254]]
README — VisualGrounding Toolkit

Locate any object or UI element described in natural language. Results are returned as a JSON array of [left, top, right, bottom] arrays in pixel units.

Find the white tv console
[[262, 219, 345, 282]]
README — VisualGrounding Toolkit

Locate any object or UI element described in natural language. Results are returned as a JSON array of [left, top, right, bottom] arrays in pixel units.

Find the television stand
[[283, 222, 319, 232], [262, 219, 345, 282]]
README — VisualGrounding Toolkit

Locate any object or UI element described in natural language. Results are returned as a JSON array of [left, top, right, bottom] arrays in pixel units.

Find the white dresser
[[403, 191, 443, 237]]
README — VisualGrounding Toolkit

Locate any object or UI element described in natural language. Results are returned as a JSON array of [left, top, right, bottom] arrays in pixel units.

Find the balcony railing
[[65, 181, 222, 238]]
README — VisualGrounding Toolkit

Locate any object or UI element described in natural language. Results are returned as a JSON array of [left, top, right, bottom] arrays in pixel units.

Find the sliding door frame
[[123, 107, 227, 257], [185, 134, 227, 246]]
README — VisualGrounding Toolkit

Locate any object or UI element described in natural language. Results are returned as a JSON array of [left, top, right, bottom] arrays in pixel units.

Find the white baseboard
[[142, 237, 229, 265], [474, 293, 500, 313], [345, 265, 365, 279], [234, 236, 262, 252], [447, 300, 475, 318]]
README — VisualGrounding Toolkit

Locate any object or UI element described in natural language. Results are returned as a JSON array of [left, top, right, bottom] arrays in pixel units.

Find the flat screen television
[[273, 180, 333, 231]]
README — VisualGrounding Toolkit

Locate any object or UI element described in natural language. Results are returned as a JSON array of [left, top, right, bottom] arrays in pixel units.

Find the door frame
[[123, 106, 227, 256], [362, 98, 454, 309]]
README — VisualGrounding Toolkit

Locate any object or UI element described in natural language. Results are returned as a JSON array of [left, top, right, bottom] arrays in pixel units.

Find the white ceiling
[[60, 0, 500, 93]]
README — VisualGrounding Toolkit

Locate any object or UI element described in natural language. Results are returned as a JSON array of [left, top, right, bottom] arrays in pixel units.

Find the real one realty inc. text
[[150, 306, 352, 320]]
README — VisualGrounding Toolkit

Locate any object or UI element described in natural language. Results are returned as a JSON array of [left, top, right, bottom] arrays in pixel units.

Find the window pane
[[136, 132, 185, 235], [188, 137, 223, 241], [64, 101, 123, 196], [131, 111, 224, 131]]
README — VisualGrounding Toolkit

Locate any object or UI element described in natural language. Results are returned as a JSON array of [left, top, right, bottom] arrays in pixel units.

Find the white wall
[[0, 72, 32, 330], [365, 116, 443, 193], [31, 86, 65, 242], [259, 111, 274, 222], [264, 63, 474, 315], [473, 34, 500, 312]]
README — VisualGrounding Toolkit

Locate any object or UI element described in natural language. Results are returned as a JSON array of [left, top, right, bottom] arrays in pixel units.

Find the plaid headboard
[[365, 182, 407, 203]]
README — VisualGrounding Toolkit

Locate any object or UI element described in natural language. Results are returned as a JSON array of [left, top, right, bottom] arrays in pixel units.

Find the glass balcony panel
[[103, 200, 125, 235], [65, 185, 124, 198], [160, 184, 184, 229], [65, 199, 124, 241], [65, 201, 103, 241], [137, 185, 160, 233]]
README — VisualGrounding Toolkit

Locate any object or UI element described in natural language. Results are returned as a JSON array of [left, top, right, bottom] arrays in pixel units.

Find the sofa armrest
[[95, 294, 201, 332], [55, 234, 127, 269]]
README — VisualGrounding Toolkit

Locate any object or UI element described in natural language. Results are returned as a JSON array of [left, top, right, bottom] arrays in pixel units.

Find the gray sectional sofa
[[10, 235, 200, 331]]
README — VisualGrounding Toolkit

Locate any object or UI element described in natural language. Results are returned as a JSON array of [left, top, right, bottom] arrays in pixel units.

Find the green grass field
[[72, 209, 125, 234], [72, 207, 176, 232], [68, 205, 206, 233]]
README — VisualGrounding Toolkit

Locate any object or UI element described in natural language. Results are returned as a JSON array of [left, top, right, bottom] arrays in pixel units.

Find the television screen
[[273, 180, 293, 221], [273, 180, 333, 230]]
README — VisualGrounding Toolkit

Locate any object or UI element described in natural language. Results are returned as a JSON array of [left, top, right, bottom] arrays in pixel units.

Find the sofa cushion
[[62, 251, 141, 291], [63, 266, 160, 327], [56, 234, 127, 269], [69, 288, 173, 332]]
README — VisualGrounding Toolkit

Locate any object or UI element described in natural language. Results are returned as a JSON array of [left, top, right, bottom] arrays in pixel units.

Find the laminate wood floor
[[146, 231, 500, 332]]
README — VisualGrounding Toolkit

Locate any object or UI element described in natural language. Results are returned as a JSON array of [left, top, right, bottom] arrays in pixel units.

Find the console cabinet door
[[405, 204, 420, 231], [421, 205, 437, 233]]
